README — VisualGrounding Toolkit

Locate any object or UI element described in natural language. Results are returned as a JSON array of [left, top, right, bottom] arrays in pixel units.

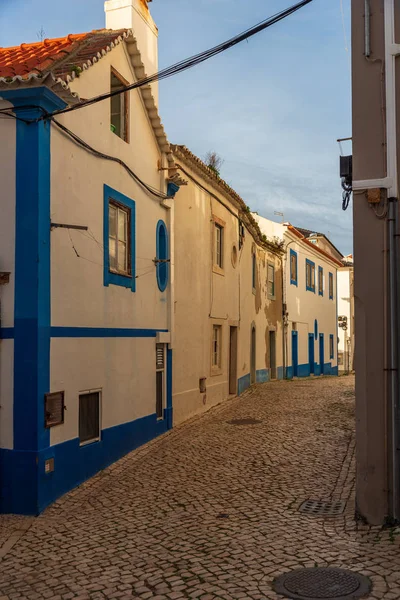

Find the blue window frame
[[329, 272, 334, 299], [305, 259, 315, 293], [103, 185, 136, 291], [330, 334, 334, 359], [156, 220, 169, 292], [290, 249, 298, 286], [318, 266, 323, 296]]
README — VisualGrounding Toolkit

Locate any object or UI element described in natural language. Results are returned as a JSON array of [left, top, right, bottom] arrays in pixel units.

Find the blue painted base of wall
[[277, 367, 284, 380], [238, 373, 251, 395], [0, 411, 172, 515], [256, 369, 270, 383]]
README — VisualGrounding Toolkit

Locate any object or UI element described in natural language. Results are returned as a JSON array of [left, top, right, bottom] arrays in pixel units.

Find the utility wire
[[38, 0, 313, 122]]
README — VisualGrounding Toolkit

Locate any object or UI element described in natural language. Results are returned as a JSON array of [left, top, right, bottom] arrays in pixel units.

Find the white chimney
[[105, 0, 159, 105]]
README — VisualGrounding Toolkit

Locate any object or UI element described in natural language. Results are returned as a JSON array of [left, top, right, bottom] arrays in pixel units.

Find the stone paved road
[[1, 375, 400, 600]]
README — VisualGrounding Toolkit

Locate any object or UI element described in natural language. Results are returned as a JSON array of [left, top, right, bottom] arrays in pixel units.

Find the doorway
[[229, 326, 238, 394], [292, 331, 298, 377], [250, 325, 256, 384], [269, 331, 277, 380], [319, 333, 324, 375], [308, 333, 315, 375]]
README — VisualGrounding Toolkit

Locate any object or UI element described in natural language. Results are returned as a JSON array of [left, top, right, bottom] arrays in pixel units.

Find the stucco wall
[[0, 99, 16, 450], [337, 268, 352, 371]]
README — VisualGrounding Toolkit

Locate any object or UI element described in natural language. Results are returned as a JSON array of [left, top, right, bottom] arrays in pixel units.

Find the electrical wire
[[51, 118, 169, 200], [341, 177, 352, 211], [35, 0, 313, 122]]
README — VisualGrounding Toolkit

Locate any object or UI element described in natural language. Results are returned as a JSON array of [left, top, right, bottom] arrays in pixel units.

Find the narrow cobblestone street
[[1, 376, 400, 600]]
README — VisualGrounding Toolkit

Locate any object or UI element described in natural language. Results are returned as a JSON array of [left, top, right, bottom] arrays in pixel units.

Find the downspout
[[384, 0, 400, 521]]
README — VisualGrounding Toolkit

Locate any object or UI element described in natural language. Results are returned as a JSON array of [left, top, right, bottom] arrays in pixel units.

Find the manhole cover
[[273, 567, 371, 600], [298, 499, 345, 517], [227, 418, 262, 425]]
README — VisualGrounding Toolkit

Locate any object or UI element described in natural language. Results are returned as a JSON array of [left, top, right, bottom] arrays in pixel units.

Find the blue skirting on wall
[[238, 373, 251, 395], [256, 369, 270, 383]]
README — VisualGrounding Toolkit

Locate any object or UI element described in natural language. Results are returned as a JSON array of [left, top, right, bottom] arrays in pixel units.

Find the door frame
[[319, 333, 324, 375], [291, 330, 298, 377], [308, 333, 315, 375]]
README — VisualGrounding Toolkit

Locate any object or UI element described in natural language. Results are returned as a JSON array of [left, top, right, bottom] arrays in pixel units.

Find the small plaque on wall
[[45, 391, 65, 428]]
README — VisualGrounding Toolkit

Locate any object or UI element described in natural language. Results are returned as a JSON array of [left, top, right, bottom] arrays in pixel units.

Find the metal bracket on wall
[[0, 272, 10, 285], [353, 177, 393, 190]]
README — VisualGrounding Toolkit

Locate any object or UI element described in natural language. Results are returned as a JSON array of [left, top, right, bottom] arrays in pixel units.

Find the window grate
[[156, 344, 165, 369], [45, 391, 65, 428], [79, 392, 100, 445]]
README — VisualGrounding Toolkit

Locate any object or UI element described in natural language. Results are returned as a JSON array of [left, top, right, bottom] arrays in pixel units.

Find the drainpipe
[[384, 0, 400, 521]]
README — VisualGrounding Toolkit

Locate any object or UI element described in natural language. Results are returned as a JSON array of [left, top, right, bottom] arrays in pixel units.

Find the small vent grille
[[45, 391, 65, 428], [156, 343, 165, 369], [298, 499, 345, 517]]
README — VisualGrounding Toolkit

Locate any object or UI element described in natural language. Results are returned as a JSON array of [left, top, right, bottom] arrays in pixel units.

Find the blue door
[[292, 331, 298, 377], [308, 334, 314, 375], [319, 334, 324, 375]]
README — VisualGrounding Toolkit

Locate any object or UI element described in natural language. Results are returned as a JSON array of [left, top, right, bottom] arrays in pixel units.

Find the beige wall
[[173, 160, 283, 425], [352, 0, 389, 523]]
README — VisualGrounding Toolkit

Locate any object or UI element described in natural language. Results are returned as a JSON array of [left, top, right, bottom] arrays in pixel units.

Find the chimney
[[105, 0, 159, 105]]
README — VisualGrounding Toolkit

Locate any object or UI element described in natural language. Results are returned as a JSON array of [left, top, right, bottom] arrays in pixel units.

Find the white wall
[[0, 99, 16, 450], [337, 268, 352, 370]]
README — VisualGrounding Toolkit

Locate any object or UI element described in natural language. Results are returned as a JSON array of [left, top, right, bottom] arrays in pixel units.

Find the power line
[[38, 0, 313, 122]]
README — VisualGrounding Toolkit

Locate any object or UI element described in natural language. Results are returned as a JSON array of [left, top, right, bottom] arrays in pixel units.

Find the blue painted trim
[[291, 330, 298, 377], [314, 319, 318, 341], [50, 327, 168, 338], [329, 272, 334, 300], [324, 362, 332, 375], [167, 182, 180, 197], [319, 333, 325, 373], [290, 249, 298, 286], [0, 86, 66, 114], [315, 363, 321, 376], [156, 220, 169, 292], [238, 373, 251, 395], [318, 266, 324, 296], [330, 334, 334, 359], [331, 366, 339, 376], [308, 333, 315, 375], [0, 328, 14, 340], [166, 348, 173, 429], [297, 363, 311, 378], [256, 369, 270, 383], [306, 259, 316, 293], [286, 366, 294, 380], [277, 366, 284, 380], [103, 185, 136, 291], [0, 412, 169, 515]]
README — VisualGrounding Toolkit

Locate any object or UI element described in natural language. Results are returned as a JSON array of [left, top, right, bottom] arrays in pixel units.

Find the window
[[45, 391, 64, 428], [110, 68, 129, 141], [306, 259, 315, 292], [330, 334, 334, 359], [79, 391, 100, 445], [212, 325, 222, 368], [156, 343, 165, 419], [267, 262, 275, 299], [329, 272, 334, 299], [104, 185, 136, 291], [156, 220, 169, 292], [290, 250, 298, 286], [215, 223, 223, 269], [252, 252, 257, 290], [109, 201, 130, 275], [318, 266, 323, 296]]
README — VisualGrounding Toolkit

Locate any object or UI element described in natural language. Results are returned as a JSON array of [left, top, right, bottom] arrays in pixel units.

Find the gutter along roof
[[172, 144, 284, 255], [0, 29, 182, 183]]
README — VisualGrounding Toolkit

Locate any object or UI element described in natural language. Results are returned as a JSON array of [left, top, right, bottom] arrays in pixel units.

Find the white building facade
[[0, 0, 183, 514], [337, 257, 354, 372]]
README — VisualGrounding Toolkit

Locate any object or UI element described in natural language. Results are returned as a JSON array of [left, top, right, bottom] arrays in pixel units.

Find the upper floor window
[[290, 250, 298, 286], [214, 223, 224, 269], [104, 185, 136, 291], [267, 262, 275, 299], [329, 272, 334, 299], [306, 259, 315, 293], [156, 220, 169, 292], [110, 68, 129, 142], [318, 266, 323, 296], [252, 252, 257, 291]]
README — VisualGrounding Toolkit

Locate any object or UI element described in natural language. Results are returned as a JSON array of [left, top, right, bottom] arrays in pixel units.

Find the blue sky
[[0, 0, 352, 254]]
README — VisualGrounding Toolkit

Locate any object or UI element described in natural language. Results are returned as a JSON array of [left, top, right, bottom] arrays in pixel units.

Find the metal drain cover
[[298, 499, 345, 517], [273, 567, 371, 600], [227, 418, 262, 425]]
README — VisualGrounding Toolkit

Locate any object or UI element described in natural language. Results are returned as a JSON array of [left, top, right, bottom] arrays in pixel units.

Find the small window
[[306, 259, 315, 292], [215, 223, 223, 268], [79, 391, 100, 445], [45, 391, 65, 428], [330, 334, 334, 359], [212, 325, 222, 368], [156, 343, 165, 419], [267, 262, 275, 299], [318, 266, 323, 296], [110, 68, 129, 142], [329, 272, 334, 299], [156, 220, 169, 292], [252, 253, 257, 290], [109, 200, 131, 276], [290, 250, 297, 286]]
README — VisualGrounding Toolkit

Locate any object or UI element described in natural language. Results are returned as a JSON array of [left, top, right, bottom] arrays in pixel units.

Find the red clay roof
[[0, 30, 128, 80]]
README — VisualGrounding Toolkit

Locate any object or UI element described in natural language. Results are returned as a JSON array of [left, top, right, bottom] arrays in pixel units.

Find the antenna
[[37, 26, 46, 42], [274, 211, 284, 223]]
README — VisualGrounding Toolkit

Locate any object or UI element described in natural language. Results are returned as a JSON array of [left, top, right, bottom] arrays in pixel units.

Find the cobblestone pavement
[[1, 375, 400, 600]]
